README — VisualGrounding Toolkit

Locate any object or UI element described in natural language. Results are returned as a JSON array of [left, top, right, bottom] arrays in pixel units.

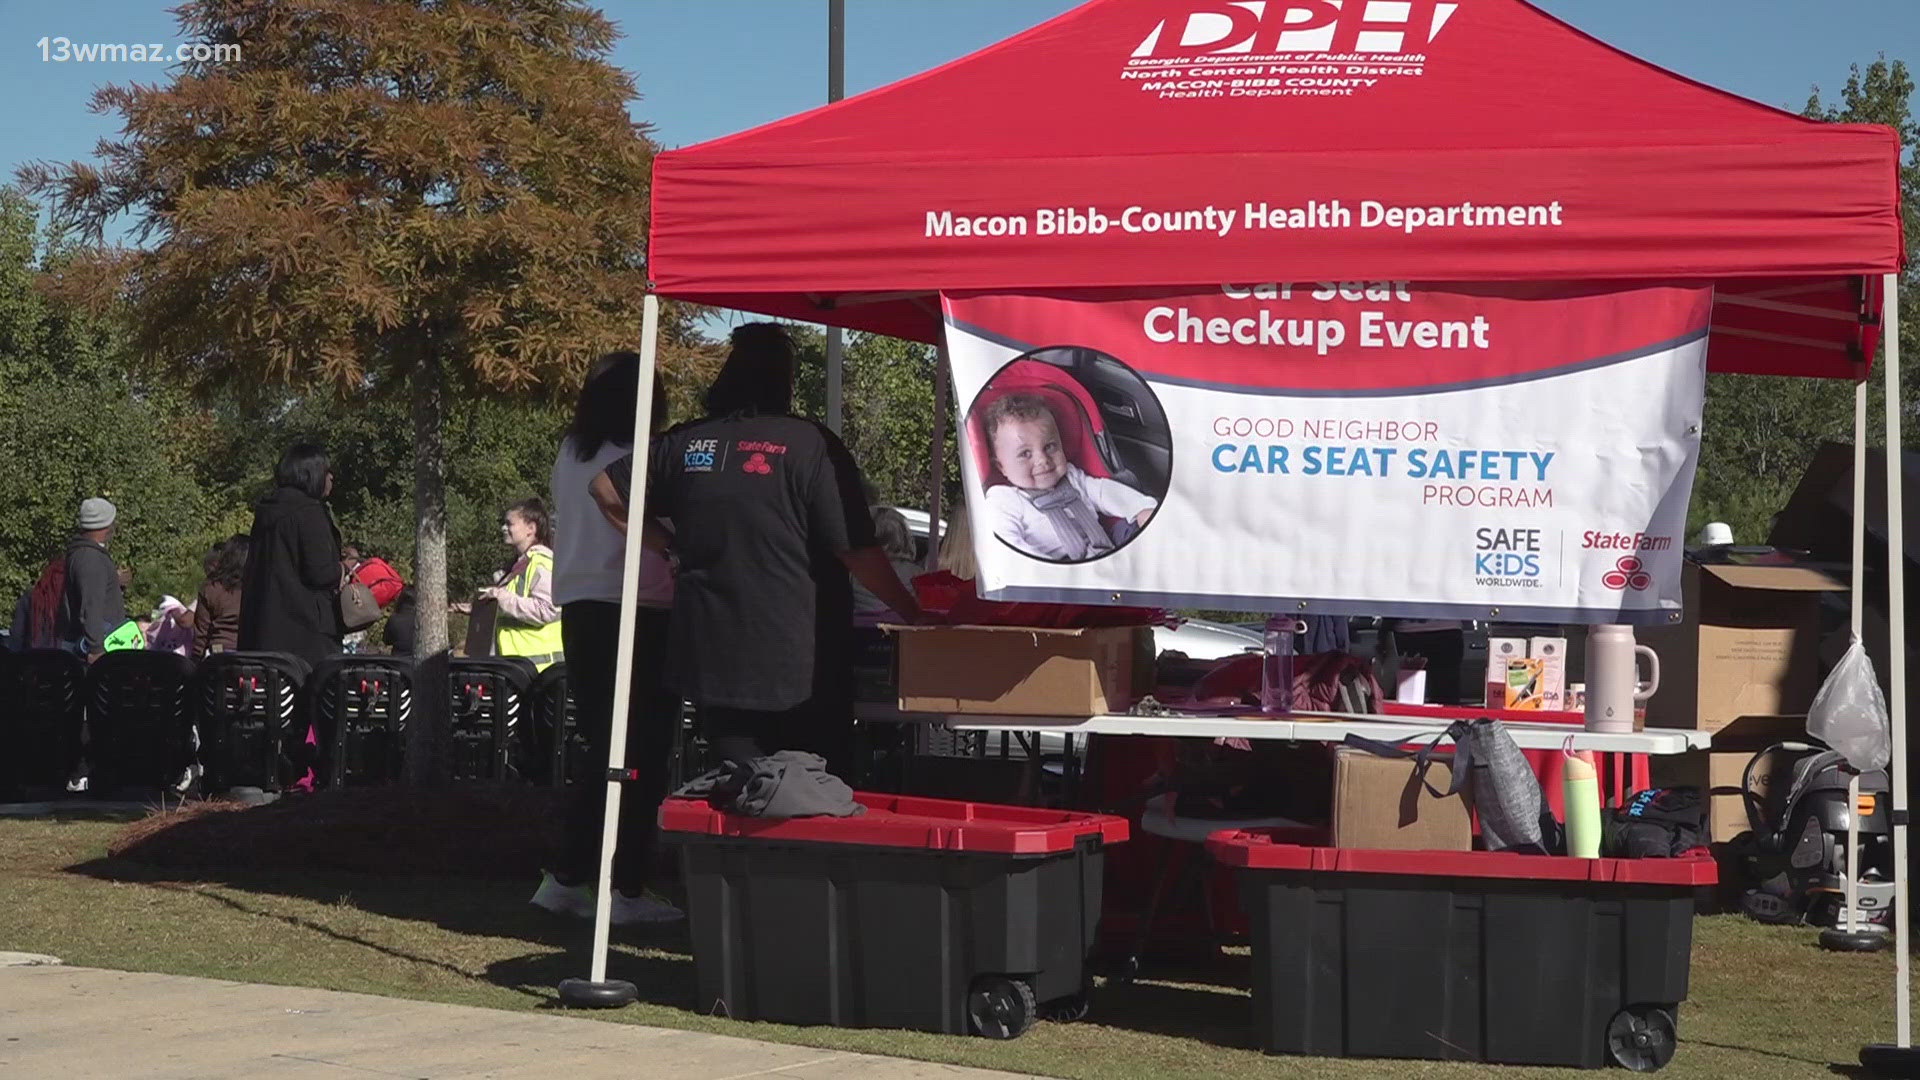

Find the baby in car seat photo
[[979, 391, 1158, 562]]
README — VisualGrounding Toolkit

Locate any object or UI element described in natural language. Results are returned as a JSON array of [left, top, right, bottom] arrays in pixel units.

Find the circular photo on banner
[[965, 346, 1173, 564]]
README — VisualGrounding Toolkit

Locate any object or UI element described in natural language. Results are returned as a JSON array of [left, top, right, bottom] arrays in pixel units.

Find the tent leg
[[1825, 353, 1872, 952], [1856, 376, 1870, 641], [926, 342, 950, 569], [558, 292, 661, 1010], [1858, 277, 1915, 1074], [1886, 273, 1909, 1049]]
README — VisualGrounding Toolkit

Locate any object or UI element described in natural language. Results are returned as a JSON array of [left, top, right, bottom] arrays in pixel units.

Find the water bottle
[[1563, 748, 1602, 857], [1260, 614, 1298, 714], [1585, 624, 1660, 733]]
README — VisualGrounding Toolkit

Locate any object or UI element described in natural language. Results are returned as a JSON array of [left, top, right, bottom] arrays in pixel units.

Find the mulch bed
[[107, 785, 567, 879]]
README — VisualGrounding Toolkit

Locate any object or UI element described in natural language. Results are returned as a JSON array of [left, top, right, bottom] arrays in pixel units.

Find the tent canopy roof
[[650, 0, 1904, 377]]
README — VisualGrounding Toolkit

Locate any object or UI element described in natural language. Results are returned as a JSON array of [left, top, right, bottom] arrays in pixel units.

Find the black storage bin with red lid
[[660, 793, 1128, 1038], [1206, 831, 1716, 1071]]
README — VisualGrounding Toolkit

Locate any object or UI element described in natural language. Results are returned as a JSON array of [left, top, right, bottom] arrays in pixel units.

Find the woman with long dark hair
[[532, 355, 682, 925], [193, 535, 250, 659], [239, 443, 343, 666]]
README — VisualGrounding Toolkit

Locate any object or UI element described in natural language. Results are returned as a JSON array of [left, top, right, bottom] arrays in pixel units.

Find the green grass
[[0, 813, 1896, 1079]]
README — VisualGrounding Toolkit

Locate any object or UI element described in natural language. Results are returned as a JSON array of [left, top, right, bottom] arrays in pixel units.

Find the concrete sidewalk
[[0, 964, 1040, 1080]]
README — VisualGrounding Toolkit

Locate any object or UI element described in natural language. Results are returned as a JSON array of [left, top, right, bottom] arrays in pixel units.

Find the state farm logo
[[1133, 1, 1459, 59], [1582, 530, 1673, 553], [1602, 556, 1653, 592]]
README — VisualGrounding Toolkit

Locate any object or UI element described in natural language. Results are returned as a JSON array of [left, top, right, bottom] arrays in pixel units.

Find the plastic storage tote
[[660, 793, 1128, 1039], [86, 651, 198, 792], [311, 655, 413, 787], [196, 652, 311, 791], [1206, 831, 1715, 1072], [447, 656, 537, 782], [0, 649, 86, 794], [530, 663, 590, 787]]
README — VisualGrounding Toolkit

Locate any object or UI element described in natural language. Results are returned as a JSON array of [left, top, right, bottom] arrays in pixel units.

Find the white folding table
[[938, 712, 1710, 755], [853, 704, 1709, 806]]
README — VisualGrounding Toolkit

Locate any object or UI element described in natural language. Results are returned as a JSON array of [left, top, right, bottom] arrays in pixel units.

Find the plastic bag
[[1809, 641, 1891, 771]]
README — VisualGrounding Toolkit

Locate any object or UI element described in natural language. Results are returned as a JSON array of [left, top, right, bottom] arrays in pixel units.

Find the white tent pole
[[1882, 272, 1909, 1048], [1856, 376, 1870, 642], [586, 293, 661, 987], [926, 343, 950, 569], [1848, 358, 1869, 939]]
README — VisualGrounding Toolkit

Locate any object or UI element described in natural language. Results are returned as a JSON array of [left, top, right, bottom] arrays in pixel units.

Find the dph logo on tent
[[1134, 0, 1460, 57]]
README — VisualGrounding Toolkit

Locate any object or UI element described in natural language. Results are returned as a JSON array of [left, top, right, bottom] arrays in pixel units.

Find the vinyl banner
[[940, 282, 1710, 624]]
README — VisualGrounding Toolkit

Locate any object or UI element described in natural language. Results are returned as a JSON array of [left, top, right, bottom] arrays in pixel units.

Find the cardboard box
[[1503, 657, 1546, 710], [1332, 748, 1473, 851], [1529, 636, 1569, 711], [893, 624, 1138, 716], [1649, 714, 1806, 842], [1638, 562, 1844, 731], [1487, 637, 1527, 705]]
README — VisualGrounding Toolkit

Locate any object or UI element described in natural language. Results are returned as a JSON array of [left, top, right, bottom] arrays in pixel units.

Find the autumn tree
[[21, 0, 664, 781]]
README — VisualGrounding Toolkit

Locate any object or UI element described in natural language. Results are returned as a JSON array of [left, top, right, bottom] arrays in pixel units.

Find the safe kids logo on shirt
[[940, 282, 1711, 625], [1124, 0, 1459, 101], [683, 438, 719, 472]]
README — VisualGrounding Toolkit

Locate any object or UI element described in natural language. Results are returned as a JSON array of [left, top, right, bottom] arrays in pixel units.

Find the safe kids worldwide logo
[[683, 438, 718, 473], [1123, 0, 1460, 101], [1473, 526, 1545, 590]]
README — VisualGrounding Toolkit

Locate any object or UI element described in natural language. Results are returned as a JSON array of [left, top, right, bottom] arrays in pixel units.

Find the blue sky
[[0, 0, 1913, 231]]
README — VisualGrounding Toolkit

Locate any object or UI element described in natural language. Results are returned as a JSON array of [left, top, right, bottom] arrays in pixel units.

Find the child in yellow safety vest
[[482, 497, 564, 670]]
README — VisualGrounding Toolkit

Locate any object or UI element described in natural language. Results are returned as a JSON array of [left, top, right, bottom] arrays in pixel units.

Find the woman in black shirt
[[644, 324, 924, 773], [239, 444, 343, 666]]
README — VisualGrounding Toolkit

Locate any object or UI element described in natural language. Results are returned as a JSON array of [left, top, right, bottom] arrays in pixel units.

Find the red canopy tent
[[584, 1, 1912, 1054], [648, 0, 1901, 378]]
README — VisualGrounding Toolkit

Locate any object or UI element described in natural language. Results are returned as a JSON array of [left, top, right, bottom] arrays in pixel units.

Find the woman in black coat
[[239, 443, 344, 666]]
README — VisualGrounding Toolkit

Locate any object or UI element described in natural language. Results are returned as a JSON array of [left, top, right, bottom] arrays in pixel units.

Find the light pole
[[825, 0, 845, 433]]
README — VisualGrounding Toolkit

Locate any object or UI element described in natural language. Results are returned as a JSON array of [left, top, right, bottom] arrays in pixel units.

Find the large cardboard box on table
[[892, 625, 1143, 716], [1639, 561, 1844, 731], [1331, 748, 1473, 851]]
